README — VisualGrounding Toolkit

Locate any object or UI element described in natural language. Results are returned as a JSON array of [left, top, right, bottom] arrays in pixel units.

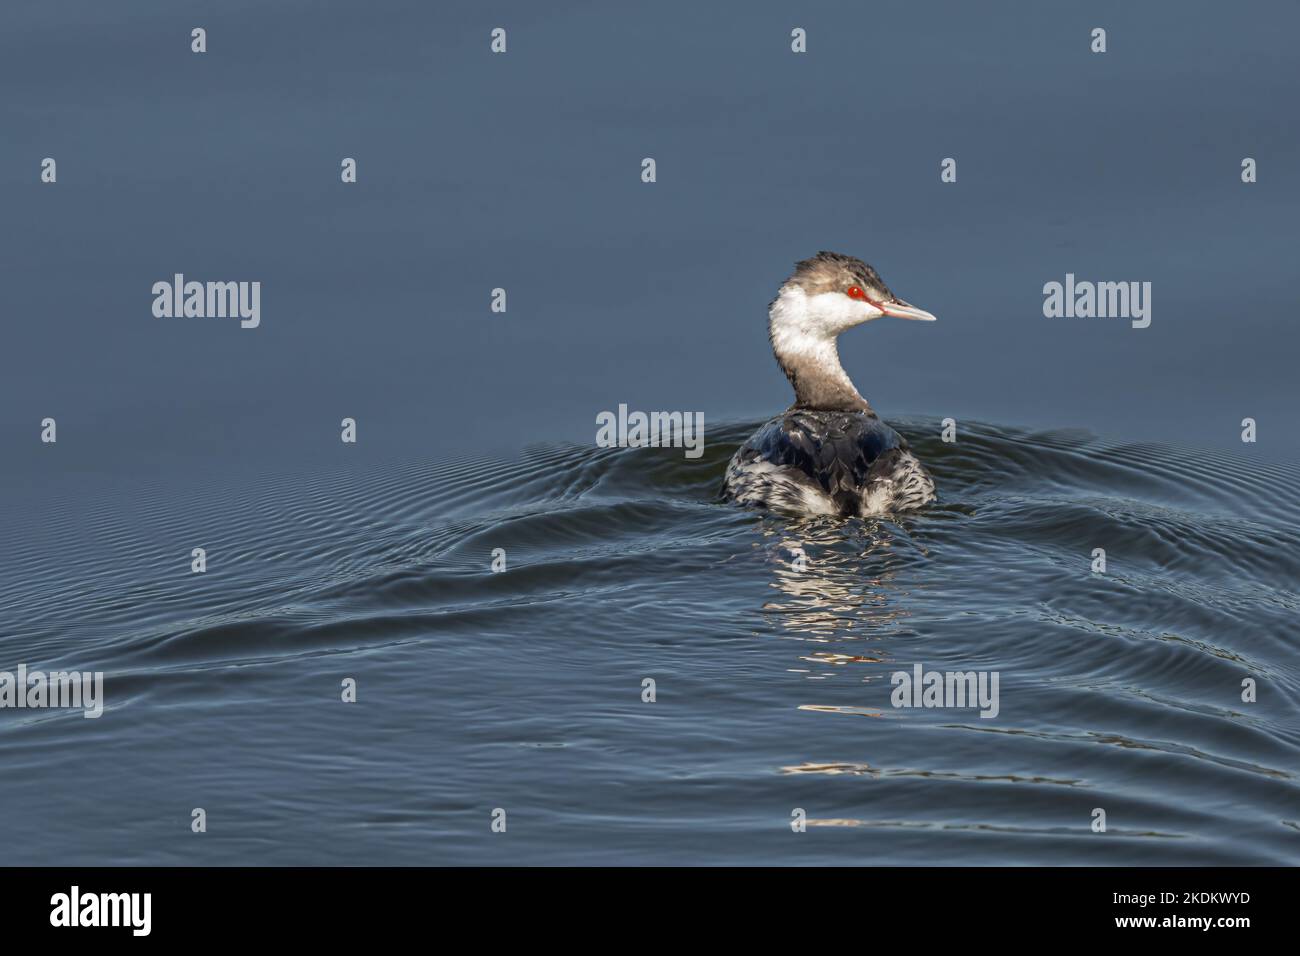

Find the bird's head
[[771, 251, 937, 339]]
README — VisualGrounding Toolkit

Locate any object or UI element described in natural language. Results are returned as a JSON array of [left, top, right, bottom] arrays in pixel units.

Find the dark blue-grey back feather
[[727, 409, 917, 515]]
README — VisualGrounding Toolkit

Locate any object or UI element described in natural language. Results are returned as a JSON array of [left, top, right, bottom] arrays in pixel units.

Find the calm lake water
[[2, 1, 1299, 865], [2, 420, 1298, 864]]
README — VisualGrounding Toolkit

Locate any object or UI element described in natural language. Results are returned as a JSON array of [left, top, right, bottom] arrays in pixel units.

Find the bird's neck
[[768, 287, 872, 413]]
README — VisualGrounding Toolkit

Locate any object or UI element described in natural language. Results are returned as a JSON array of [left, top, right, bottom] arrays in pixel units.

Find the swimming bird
[[724, 251, 937, 517]]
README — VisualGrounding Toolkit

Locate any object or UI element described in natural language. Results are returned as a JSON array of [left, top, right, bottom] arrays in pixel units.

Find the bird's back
[[724, 409, 934, 516]]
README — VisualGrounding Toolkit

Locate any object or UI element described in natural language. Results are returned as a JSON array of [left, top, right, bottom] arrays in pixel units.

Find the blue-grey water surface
[[2, 0, 1299, 865], [4, 422, 1300, 864]]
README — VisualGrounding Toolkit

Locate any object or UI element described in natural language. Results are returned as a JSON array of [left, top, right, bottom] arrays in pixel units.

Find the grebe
[[724, 252, 937, 517]]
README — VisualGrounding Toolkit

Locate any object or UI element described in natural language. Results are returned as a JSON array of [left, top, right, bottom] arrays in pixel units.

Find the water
[[3, 0, 1300, 865], [3, 420, 1298, 864]]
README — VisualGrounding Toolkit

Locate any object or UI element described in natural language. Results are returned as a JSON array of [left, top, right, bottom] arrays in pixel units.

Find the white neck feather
[[768, 286, 870, 412]]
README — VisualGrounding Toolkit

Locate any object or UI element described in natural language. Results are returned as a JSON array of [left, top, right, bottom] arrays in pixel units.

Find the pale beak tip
[[883, 300, 938, 322]]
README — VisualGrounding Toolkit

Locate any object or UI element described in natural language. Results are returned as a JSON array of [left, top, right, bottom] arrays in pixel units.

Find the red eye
[[846, 286, 866, 300]]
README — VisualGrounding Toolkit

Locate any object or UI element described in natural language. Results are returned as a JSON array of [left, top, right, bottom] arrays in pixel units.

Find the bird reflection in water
[[756, 517, 924, 772], [757, 515, 918, 646]]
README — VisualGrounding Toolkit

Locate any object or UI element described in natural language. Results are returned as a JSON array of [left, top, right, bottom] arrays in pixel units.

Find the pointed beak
[[881, 298, 937, 322]]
